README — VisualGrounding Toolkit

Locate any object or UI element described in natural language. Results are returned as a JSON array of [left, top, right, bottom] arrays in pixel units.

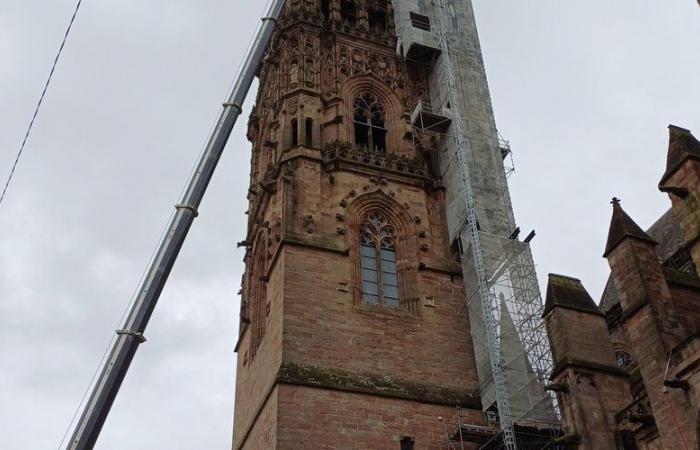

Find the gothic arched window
[[360, 212, 399, 307], [353, 93, 387, 151]]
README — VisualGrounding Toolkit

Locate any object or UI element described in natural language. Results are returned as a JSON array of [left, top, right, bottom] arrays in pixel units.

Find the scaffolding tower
[[393, 0, 560, 448]]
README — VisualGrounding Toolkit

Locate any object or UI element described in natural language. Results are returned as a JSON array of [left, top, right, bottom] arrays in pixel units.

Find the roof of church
[[544, 274, 602, 317], [659, 125, 700, 188], [603, 199, 657, 258], [599, 207, 686, 311]]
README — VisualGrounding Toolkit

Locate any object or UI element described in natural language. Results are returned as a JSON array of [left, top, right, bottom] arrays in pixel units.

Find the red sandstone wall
[[282, 243, 478, 391], [276, 384, 483, 450], [240, 388, 278, 450], [233, 259, 285, 450]]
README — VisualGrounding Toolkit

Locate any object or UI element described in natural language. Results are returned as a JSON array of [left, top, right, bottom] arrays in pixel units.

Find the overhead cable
[[0, 0, 84, 208]]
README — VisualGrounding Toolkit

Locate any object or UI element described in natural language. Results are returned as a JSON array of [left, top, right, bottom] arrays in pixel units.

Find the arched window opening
[[360, 212, 399, 307], [368, 1, 388, 34], [305, 118, 313, 147], [353, 93, 387, 151], [291, 118, 298, 147], [249, 240, 268, 359], [340, 0, 357, 26]]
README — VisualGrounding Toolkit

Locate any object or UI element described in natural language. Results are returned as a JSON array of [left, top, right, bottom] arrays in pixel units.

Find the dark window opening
[[305, 118, 313, 147], [321, 0, 330, 23], [410, 12, 431, 31], [400, 437, 415, 450], [368, 2, 388, 34], [360, 212, 399, 307], [372, 126, 386, 152], [616, 431, 639, 450], [353, 93, 387, 151], [291, 118, 298, 147], [340, 0, 357, 25], [354, 109, 370, 148]]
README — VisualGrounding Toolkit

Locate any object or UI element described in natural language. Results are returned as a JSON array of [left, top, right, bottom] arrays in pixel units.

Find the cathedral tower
[[231, 1, 489, 448]]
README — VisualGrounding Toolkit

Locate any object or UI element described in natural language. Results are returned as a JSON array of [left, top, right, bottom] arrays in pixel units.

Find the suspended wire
[[0, 0, 84, 209]]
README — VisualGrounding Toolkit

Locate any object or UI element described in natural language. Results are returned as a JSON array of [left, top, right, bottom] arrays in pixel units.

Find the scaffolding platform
[[410, 101, 452, 133], [451, 423, 567, 449]]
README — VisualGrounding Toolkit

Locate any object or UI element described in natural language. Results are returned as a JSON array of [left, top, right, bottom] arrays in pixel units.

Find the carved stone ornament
[[303, 215, 316, 234]]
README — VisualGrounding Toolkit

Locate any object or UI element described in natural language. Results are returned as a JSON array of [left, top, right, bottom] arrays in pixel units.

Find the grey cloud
[[0, 0, 698, 449]]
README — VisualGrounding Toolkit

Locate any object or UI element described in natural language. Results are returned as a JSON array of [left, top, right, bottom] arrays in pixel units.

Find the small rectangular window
[[305, 118, 313, 147], [291, 118, 298, 147], [410, 12, 431, 31], [400, 437, 415, 450]]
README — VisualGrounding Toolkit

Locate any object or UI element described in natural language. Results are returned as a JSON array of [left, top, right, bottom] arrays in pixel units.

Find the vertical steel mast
[[66, 1, 285, 447]]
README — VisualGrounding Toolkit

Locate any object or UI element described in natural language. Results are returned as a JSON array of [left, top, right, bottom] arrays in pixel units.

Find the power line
[[0, 0, 84, 209]]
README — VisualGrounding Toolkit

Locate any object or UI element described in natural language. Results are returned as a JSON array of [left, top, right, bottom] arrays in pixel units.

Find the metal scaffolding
[[398, 0, 562, 447]]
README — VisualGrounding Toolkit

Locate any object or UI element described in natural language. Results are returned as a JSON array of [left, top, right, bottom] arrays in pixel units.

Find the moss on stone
[[278, 361, 482, 409]]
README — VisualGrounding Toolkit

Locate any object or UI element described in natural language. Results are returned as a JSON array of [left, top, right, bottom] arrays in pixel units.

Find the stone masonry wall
[[276, 384, 484, 450]]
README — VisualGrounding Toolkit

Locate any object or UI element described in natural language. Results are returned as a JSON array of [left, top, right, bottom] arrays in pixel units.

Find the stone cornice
[[277, 362, 482, 410], [322, 141, 433, 188], [550, 358, 629, 381]]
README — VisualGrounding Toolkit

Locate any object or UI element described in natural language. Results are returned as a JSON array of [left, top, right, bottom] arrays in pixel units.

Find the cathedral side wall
[[276, 384, 484, 450], [239, 388, 278, 450], [232, 256, 285, 450], [668, 283, 700, 336]]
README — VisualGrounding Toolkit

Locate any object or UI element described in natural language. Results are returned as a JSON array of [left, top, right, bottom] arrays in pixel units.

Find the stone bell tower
[[231, 0, 491, 448]]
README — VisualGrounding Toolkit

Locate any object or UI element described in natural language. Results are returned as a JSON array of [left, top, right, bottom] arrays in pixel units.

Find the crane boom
[[66, 1, 285, 447]]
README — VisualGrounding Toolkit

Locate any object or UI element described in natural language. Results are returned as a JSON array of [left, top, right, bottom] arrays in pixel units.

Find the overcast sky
[[1, 1, 698, 449]]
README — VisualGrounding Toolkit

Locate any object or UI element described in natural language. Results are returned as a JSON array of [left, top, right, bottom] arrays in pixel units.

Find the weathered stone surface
[[232, 1, 487, 449]]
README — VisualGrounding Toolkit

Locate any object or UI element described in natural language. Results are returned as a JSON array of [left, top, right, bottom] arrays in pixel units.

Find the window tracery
[[353, 93, 387, 151], [360, 212, 399, 307]]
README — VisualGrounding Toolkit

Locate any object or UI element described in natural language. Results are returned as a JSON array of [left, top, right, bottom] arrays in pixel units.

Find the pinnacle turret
[[603, 198, 657, 257], [659, 125, 700, 188]]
